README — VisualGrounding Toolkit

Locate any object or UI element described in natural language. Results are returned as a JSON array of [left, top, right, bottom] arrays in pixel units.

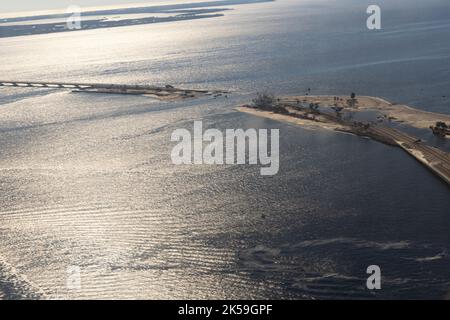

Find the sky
[[0, 0, 181, 15]]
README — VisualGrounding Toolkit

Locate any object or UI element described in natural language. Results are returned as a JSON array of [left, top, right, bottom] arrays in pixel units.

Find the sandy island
[[237, 95, 450, 185]]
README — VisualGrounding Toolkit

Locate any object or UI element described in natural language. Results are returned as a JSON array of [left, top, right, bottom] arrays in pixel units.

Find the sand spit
[[235, 106, 347, 132], [72, 87, 226, 101], [283, 95, 450, 130], [237, 95, 450, 186]]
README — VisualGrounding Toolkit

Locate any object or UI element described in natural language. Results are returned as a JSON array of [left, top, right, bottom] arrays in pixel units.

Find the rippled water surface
[[1, 0, 450, 299]]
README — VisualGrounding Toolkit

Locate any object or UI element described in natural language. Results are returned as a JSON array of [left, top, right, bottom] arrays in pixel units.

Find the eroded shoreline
[[237, 95, 450, 185], [282, 95, 450, 130]]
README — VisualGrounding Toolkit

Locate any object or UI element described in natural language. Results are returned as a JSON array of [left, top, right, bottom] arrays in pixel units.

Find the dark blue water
[[0, 0, 449, 299]]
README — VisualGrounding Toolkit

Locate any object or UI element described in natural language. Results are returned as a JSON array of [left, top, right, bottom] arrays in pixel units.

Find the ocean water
[[1, 0, 450, 299]]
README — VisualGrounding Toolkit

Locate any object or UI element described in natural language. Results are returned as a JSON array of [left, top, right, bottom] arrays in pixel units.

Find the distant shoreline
[[0, 0, 275, 39], [0, 14, 224, 39]]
